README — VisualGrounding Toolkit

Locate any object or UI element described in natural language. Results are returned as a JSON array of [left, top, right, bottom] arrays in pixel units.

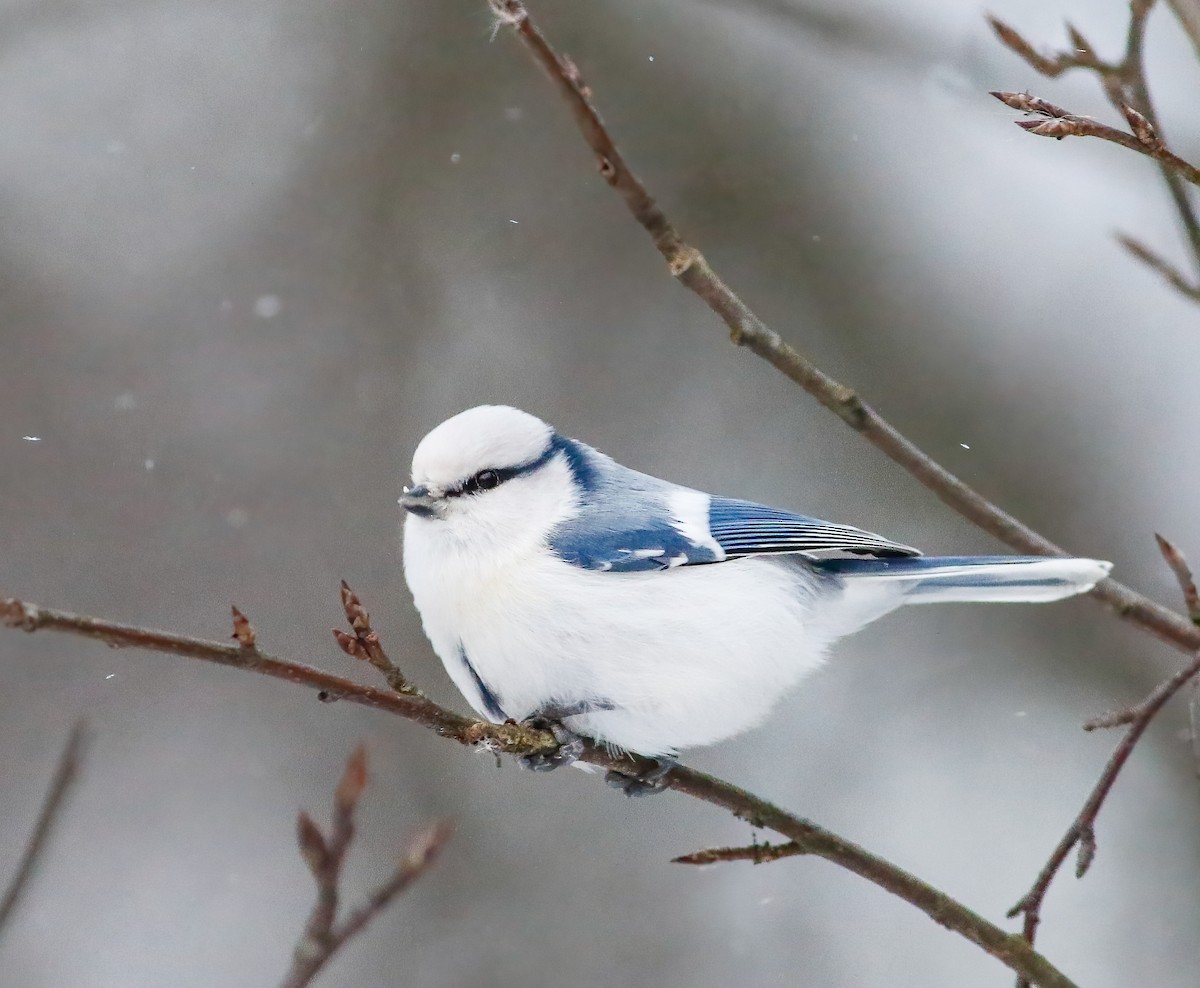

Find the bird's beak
[[398, 484, 439, 519]]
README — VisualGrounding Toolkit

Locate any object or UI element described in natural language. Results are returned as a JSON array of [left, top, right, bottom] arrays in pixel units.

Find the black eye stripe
[[462, 468, 499, 495], [458, 466, 515, 496], [450, 441, 560, 497]]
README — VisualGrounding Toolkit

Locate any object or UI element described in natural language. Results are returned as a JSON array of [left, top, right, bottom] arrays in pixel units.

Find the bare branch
[[673, 839, 804, 866], [0, 720, 87, 938], [986, 10, 1200, 976], [989, 4, 1200, 292], [480, 2, 1200, 662], [1, 590, 1078, 988], [1008, 649, 1200, 954], [0, 594, 549, 756], [337, 580, 420, 696], [989, 91, 1200, 187], [1166, 0, 1200, 61], [1008, 537, 1200, 981], [327, 820, 455, 950], [477, 5, 1200, 982], [1154, 534, 1200, 623], [280, 746, 453, 988], [988, 16, 1096, 76], [1116, 235, 1200, 301]]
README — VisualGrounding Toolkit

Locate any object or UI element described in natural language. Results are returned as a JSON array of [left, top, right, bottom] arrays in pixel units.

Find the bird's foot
[[605, 757, 677, 797], [519, 717, 585, 772]]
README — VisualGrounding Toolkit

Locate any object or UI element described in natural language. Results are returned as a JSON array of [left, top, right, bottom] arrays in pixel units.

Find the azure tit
[[400, 405, 1110, 791]]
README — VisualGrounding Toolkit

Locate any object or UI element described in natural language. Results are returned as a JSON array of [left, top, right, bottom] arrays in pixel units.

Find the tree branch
[[280, 744, 453, 988], [1005, 535, 1200, 986], [1006, 648, 1200, 988], [483, 0, 1200, 661], [1116, 235, 1200, 301], [333, 581, 423, 696], [0, 719, 86, 939], [673, 839, 804, 866], [479, 2, 1200, 980], [989, 3, 1200, 299], [2, 4, 1189, 983], [988, 91, 1200, 188], [0, 591, 1078, 988], [1154, 534, 1200, 625]]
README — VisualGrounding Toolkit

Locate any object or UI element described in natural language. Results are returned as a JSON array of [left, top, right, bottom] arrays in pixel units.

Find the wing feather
[[707, 497, 919, 559]]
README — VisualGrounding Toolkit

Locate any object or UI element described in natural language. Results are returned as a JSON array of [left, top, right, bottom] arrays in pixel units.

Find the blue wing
[[706, 497, 919, 559], [550, 517, 720, 572], [548, 494, 917, 573], [541, 438, 917, 572]]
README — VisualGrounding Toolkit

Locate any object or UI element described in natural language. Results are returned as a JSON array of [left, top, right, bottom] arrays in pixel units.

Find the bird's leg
[[605, 756, 678, 797], [518, 705, 587, 772]]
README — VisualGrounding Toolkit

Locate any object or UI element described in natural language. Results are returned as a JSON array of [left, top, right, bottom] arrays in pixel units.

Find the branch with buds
[[989, 2, 1200, 302], [989, 91, 1200, 187], [280, 745, 453, 988], [0, 587, 1079, 988]]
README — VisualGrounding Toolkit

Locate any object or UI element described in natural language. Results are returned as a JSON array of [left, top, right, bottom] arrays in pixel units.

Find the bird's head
[[401, 405, 582, 553]]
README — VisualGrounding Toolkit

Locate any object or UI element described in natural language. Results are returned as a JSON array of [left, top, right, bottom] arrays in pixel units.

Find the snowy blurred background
[[2, 0, 1199, 984]]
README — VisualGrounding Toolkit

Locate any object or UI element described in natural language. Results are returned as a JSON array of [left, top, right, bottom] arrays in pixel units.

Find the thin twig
[[0, 720, 87, 938], [1116, 0, 1200, 267], [0, 592, 1078, 988], [333, 580, 421, 696], [990, 4, 1200, 296], [0, 596, 545, 755], [280, 745, 453, 988], [323, 821, 453, 951], [988, 91, 1200, 188], [673, 839, 804, 865], [1006, 535, 1200, 984], [1116, 236, 1200, 300], [1008, 650, 1200, 947], [1154, 534, 1200, 624]]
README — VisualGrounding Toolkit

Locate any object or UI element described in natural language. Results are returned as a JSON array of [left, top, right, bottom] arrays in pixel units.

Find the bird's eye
[[463, 468, 502, 495]]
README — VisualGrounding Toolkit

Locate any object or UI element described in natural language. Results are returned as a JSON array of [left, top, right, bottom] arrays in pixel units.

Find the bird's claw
[[519, 718, 584, 772], [605, 757, 676, 797]]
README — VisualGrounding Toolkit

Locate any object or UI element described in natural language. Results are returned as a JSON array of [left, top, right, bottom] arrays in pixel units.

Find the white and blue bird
[[400, 405, 1110, 784]]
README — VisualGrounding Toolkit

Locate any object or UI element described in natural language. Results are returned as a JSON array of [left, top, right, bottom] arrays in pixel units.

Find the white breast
[[403, 514, 835, 756]]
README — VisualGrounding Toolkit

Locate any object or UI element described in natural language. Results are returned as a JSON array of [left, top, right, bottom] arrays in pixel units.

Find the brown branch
[[1116, 235, 1200, 301], [479, 4, 1200, 983], [1, 591, 1079, 988], [0, 595, 553, 755], [280, 745, 453, 988], [1008, 649, 1200, 960], [1166, 0, 1200, 62], [989, 91, 1200, 188], [1006, 535, 1200, 985], [1154, 534, 1200, 624], [322, 820, 453, 950], [990, 4, 1200, 299], [0, 720, 86, 938], [483, 0, 1200, 661], [673, 839, 804, 866], [333, 580, 422, 696]]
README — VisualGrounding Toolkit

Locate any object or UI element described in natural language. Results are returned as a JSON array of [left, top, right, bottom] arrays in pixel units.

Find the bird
[[400, 405, 1110, 792]]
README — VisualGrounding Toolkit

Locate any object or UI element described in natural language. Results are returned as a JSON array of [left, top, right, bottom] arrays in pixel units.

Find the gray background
[[2, 0, 1199, 985]]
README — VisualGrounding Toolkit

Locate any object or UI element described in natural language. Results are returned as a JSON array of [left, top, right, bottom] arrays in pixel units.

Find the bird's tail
[[816, 555, 1111, 604], [809, 555, 1111, 638]]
